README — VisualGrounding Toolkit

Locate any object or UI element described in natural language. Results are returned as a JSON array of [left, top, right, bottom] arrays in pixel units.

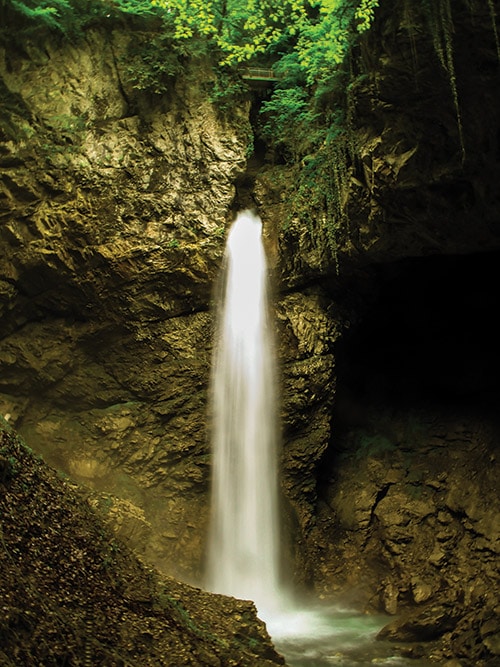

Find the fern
[[2, 0, 100, 40], [9, 0, 72, 32], [0, 0, 169, 43]]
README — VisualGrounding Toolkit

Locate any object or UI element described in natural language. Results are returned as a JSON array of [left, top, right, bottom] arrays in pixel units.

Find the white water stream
[[206, 209, 284, 614], [206, 210, 434, 667]]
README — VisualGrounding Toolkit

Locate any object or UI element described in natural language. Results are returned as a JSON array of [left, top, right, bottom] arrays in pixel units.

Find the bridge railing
[[239, 67, 281, 82]]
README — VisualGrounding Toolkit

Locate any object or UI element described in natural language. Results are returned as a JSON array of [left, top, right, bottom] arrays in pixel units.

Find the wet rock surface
[[303, 403, 500, 665], [254, 3, 500, 663]]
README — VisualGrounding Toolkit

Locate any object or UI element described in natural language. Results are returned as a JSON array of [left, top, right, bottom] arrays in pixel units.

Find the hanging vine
[[287, 125, 351, 274], [486, 0, 500, 61], [423, 0, 465, 161], [402, 0, 420, 90]]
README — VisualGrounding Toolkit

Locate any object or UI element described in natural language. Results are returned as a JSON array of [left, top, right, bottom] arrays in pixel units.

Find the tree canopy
[[2, 0, 379, 103], [151, 0, 380, 77]]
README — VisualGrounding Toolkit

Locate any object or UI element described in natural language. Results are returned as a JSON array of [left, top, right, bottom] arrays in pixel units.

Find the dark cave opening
[[333, 250, 500, 424]]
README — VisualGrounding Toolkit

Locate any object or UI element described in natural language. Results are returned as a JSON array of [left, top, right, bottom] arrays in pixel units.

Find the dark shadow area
[[334, 250, 500, 417]]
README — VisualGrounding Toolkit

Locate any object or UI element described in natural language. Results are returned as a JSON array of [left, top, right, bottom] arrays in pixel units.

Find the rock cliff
[[1, 27, 250, 579], [257, 0, 500, 662]]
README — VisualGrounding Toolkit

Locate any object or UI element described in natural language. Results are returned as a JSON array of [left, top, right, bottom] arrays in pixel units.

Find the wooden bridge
[[239, 67, 281, 84]]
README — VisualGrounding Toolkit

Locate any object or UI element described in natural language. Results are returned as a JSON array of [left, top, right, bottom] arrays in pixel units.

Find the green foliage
[[355, 0, 379, 32], [0, 0, 168, 44], [254, 2, 379, 157], [0, 0, 106, 41], [123, 32, 182, 94], [294, 1, 361, 86], [151, 0, 379, 73], [207, 67, 249, 114], [48, 113, 87, 134], [112, 0, 160, 15], [153, 0, 308, 65], [156, 591, 199, 631], [0, 0, 381, 262], [286, 120, 351, 269], [260, 86, 315, 156], [161, 1, 374, 270], [9, 0, 69, 30]]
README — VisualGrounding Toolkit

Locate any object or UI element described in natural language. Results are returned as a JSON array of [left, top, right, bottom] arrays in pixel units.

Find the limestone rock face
[[0, 28, 250, 578], [0, 25, 341, 584], [276, 290, 338, 556]]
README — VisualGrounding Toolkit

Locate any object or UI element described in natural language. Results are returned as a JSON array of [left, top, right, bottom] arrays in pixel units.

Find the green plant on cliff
[[207, 66, 249, 113], [0, 0, 167, 43], [3, 0, 75, 32], [150, 0, 378, 260], [123, 32, 183, 94], [0, 0, 100, 39], [422, 0, 465, 161]]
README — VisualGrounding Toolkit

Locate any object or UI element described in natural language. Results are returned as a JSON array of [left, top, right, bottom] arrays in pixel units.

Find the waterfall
[[203, 212, 428, 666], [206, 210, 283, 614], [204, 217, 434, 667]]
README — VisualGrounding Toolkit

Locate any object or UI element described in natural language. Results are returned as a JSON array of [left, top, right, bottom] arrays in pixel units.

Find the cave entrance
[[333, 250, 500, 425]]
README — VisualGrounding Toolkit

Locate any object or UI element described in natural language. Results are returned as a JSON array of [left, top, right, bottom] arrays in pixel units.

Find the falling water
[[206, 209, 283, 614], [205, 211, 435, 667]]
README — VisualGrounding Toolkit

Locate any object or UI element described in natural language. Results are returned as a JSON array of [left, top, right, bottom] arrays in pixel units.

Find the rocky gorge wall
[[0, 27, 250, 578], [1, 1, 500, 665], [0, 21, 336, 585], [255, 0, 500, 663]]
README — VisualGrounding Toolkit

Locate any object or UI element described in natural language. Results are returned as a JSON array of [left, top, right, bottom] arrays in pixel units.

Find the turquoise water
[[263, 605, 434, 667]]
